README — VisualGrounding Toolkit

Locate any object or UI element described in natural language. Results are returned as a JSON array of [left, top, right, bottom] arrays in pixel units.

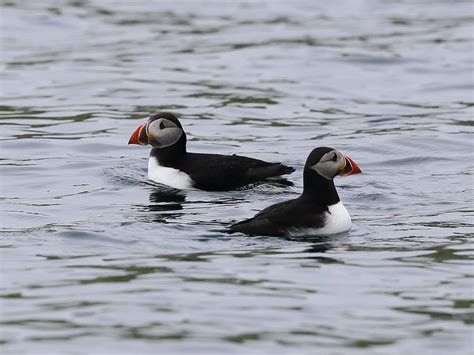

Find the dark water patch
[[0, 293, 39, 299], [39, 300, 105, 311], [224, 332, 262, 343], [451, 119, 474, 127], [121, 329, 189, 341], [0, 223, 79, 235], [394, 306, 474, 325], [0, 318, 83, 329], [0, 105, 45, 117], [37, 253, 103, 261], [7, 59, 57, 67], [26, 332, 97, 342]]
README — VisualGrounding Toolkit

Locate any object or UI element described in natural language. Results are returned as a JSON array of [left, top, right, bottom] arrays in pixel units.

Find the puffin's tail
[[247, 163, 294, 181], [275, 164, 295, 176]]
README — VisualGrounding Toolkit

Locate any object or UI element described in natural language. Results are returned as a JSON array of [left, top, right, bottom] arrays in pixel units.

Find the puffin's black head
[[128, 112, 185, 148], [305, 146, 361, 180]]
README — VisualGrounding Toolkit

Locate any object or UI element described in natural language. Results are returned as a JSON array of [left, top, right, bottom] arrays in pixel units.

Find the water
[[1, 0, 473, 353]]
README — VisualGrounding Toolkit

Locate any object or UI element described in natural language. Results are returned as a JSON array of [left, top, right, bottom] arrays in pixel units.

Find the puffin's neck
[[150, 134, 187, 166], [301, 168, 340, 207]]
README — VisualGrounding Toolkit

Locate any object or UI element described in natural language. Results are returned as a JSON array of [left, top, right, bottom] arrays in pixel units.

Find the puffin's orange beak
[[128, 124, 145, 145], [340, 155, 361, 176]]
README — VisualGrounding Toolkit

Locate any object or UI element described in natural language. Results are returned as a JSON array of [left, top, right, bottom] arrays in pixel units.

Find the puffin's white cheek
[[147, 121, 163, 137], [313, 162, 335, 180], [152, 128, 183, 148]]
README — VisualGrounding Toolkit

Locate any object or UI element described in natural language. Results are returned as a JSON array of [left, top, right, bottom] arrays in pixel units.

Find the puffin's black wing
[[177, 153, 294, 191], [230, 199, 298, 236], [230, 197, 327, 237]]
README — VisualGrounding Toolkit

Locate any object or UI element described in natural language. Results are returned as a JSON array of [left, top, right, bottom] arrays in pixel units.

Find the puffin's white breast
[[148, 157, 193, 190], [287, 201, 352, 237]]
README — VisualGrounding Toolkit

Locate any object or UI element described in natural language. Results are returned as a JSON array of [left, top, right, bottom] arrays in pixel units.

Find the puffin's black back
[[147, 112, 295, 191], [169, 152, 294, 191], [229, 196, 328, 236]]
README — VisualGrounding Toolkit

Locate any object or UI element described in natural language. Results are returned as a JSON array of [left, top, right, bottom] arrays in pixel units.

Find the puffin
[[128, 112, 295, 191], [230, 147, 361, 237]]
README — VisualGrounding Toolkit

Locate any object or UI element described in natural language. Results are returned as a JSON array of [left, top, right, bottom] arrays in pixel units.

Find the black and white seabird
[[230, 147, 361, 237], [128, 112, 295, 191]]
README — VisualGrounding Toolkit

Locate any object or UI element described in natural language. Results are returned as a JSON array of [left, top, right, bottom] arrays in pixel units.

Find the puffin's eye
[[159, 121, 165, 129], [332, 154, 338, 162]]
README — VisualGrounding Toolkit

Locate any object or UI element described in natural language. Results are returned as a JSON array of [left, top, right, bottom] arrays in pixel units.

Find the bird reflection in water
[[145, 188, 186, 222], [282, 234, 346, 264]]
